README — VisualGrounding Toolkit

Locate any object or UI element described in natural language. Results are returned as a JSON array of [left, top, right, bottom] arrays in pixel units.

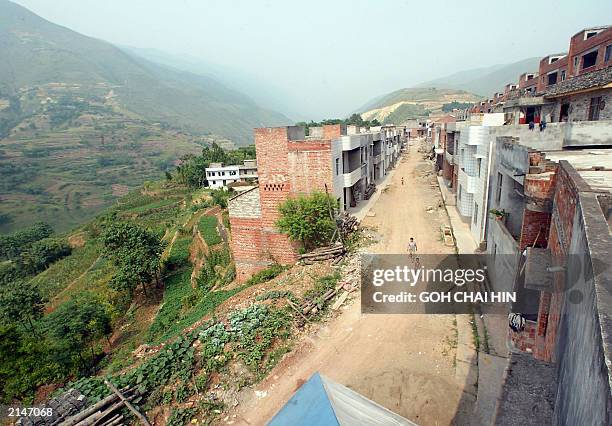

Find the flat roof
[[543, 149, 612, 192]]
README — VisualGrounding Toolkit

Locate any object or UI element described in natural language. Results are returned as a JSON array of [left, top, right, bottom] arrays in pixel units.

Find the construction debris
[[336, 212, 359, 238], [50, 386, 140, 426], [16, 389, 87, 426], [299, 243, 345, 264]]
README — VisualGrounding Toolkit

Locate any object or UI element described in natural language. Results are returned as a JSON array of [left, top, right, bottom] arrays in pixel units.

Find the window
[[605, 45, 612, 63], [477, 158, 482, 177], [582, 51, 598, 69], [585, 30, 599, 39], [335, 158, 340, 176], [550, 57, 559, 64], [495, 173, 503, 204], [588, 97, 603, 121], [573, 56, 580, 72], [561, 70, 566, 81], [526, 74, 534, 80], [547, 72, 558, 86], [473, 204, 479, 224], [458, 186, 462, 201]]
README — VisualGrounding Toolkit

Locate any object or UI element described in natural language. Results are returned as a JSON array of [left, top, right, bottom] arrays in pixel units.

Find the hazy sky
[[12, 0, 612, 119]]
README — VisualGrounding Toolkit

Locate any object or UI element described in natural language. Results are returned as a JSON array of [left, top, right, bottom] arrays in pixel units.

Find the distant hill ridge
[[414, 57, 542, 97], [358, 87, 481, 124], [0, 0, 290, 144]]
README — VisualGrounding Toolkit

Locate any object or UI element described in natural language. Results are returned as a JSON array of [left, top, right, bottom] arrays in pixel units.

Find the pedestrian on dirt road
[[408, 237, 417, 259], [401, 177, 404, 185]]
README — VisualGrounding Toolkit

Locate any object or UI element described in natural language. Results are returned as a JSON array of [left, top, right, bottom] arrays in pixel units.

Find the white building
[[310, 124, 405, 211], [454, 113, 505, 244], [205, 160, 258, 189]]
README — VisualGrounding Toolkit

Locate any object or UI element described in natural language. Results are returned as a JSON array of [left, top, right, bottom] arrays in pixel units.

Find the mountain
[[414, 57, 542, 97], [0, 0, 291, 144], [119, 46, 305, 121], [0, 0, 292, 233], [358, 88, 481, 124]]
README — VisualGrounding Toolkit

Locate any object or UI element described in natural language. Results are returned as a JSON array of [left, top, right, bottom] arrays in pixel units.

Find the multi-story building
[[474, 25, 611, 126], [485, 137, 612, 424], [451, 114, 505, 244], [228, 124, 404, 281], [205, 160, 258, 189]]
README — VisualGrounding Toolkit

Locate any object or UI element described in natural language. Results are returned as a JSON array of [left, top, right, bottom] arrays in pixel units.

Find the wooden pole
[[104, 380, 151, 426]]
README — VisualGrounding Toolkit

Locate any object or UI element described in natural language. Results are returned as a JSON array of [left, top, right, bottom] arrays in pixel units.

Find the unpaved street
[[224, 143, 474, 426]]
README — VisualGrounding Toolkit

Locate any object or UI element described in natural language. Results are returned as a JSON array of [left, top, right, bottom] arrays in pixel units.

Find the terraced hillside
[[0, 111, 204, 233]]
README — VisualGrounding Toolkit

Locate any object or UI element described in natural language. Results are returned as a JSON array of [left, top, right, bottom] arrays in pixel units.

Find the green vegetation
[[442, 101, 472, 112], [276, 192, 338, 250], [303, 273, 341, 313], [101, 222, 164, 297], [172, 142, 256, 189], [199, 216, 221, 246], [296, 113, 380, 135], [68, 302, 292, 424]]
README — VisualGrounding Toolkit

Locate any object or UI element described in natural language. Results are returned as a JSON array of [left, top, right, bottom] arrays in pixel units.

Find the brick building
[[487, 141, 612, 423], [228, 124, 405, 281], [471, 25, 611, 126]]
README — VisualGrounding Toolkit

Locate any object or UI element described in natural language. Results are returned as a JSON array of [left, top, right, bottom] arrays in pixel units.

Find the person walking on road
[[407, 237, 417, 260], [401, 177, 404, 185]]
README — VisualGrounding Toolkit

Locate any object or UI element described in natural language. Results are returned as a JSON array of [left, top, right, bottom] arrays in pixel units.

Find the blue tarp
[[268, 373, 339, 426], [268, 373, 417, 426]]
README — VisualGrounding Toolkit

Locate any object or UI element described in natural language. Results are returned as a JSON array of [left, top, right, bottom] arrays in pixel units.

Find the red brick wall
[[322, 124, 344, 140], [541, 166, 579, 360], [287, 140, 333, 194], [232, 126, 336, 281], [568, 27, 612, 76], [229, 216, 269, 282], [510, 320, 536, 353], [519, 210, 551, 250], [442, 159, 453, 182], [537, 55, 569, 92]]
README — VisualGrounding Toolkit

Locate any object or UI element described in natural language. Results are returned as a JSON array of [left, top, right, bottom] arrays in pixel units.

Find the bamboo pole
[[104, 381, 150, 426]]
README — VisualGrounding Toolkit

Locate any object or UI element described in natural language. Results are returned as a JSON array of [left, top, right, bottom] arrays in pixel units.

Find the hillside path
[[223, 144, 475, 426]]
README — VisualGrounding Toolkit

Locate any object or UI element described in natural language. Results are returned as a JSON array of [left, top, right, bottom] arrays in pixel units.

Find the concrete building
[[453, 114, 505, 244], [486, 140, 612, 424], [472, 25, 611, 126], [205, 160, 258, 189], [228, 124, 405, 281]]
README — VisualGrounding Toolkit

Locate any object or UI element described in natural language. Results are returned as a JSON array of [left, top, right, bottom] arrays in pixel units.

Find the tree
[[20, 237, 71, 275], [0, 280, 46, 335], [276, 192, 338, 250], [101, 222, 164, 297], [0, 324, 63, 402], [0, 222, 53, 261], [45, 293, 112, 367]]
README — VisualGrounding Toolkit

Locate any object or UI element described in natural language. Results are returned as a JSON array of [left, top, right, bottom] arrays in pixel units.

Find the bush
[[245, 264, 286, 286], [276, 192, 337, 250]]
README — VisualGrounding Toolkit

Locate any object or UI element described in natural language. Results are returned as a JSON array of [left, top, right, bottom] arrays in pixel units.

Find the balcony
[[459, 169, 479, 194], [342, 167, 362, 187]]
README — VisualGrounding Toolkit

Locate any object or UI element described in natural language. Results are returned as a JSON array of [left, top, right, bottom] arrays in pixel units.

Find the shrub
[[276, 192, 337, 250]]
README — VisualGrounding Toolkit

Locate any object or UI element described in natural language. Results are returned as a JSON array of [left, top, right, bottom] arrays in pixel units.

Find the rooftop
[[543, 149, 612, 192]]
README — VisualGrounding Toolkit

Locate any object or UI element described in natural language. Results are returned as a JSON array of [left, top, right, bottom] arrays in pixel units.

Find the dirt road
[[224, 143, 474, 426]]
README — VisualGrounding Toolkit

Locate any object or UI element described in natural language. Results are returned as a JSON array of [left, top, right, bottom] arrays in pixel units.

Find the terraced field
[[0, 118, 203, 233]]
